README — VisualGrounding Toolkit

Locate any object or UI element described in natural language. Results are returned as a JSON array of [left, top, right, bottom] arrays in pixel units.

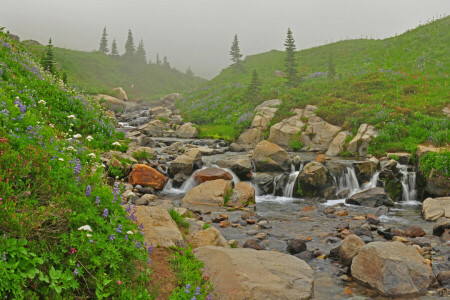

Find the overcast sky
[[1, 0, 449, 78]]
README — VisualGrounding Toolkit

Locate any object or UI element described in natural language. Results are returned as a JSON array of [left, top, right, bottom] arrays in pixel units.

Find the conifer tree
[[284, 28, 299, 87], [246, 69, 262, 103], [62, 72, 68, 85], [163, 56, 170, 68], [136, 39, 147, 64], [186, 66, 194, 77], [156, 53, 161, 65], [110, 39, 119, 56], [42, 38, 56, 75], [327, 54, 336, 81], [99, 26, 109, 54], [124, 29, 135, 57], [229, 34, 243, 65]]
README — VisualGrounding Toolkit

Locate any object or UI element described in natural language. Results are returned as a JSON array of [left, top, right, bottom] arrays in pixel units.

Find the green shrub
[[202, 223, 211, 230], [169, 209, 190, 230], [289, 131, 305, 150], [419, 151, 450, 180], [133, 150, 155, 160]]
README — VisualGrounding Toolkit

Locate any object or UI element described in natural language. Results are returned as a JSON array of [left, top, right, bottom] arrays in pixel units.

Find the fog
[[1, 0, 449, 78]]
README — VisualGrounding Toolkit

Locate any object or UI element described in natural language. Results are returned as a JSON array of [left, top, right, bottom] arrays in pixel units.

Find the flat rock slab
[[135, 206, 186, 248], [195, 246, 314, 300], [128, 164, 168, 190], [194, 167, 233, 184], [422, 197, 450, 221], [346, 187, 394, 207]]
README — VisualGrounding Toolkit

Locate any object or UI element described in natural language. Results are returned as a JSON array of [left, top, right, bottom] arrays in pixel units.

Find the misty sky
[[1, 0, 449, 78]]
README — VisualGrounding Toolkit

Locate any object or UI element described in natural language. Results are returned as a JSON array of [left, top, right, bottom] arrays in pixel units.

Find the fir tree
[[136, 39, 147, 63], [62, 72, 68, 86], [328, 54, 336, 81], [156, 53, 161, 65], [99, 26, 109, 54], [163, 56, 170, 68], [284, 28, 299, 87], [186, 66, 194, 77], [229, 34, 243, 66], [246, 69, 262, 103], [42, 38, 56, 75], [110, 39, 119, 56], [124, 29, 135, 57]]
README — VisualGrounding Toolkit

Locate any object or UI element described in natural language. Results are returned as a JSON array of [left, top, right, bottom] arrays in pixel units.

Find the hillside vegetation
[[27, 45, 206, 100], [177, 17, 449, 156]]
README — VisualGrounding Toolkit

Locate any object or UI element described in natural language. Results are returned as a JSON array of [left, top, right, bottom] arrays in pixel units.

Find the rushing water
[[397, 163, 418, 203]]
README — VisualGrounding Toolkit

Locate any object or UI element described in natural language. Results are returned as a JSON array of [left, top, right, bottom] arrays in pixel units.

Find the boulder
[[168, 155, 194, 177], [190, 227, 230, 249], [286, 239, 307, 254], [185, 148, 202, 162], [347, 124, 378, 157], [339, 235, 365, 267], [163, 141, 184, 154], [351, 241, 435, 296], [387, 153, 411, 165], [353, 161, 378, 185], [136, 206, 186, 247], [95, 94, 125, 113], [126, 145, 155, 159], [149, 106, 167, 116], [433, 217, 450, 236], [326, 131, 351, 157], [128, 164, 168, 190], [243, 239, 266, 250], [228, 182, 255, 208], [346, 187, 394, 207], [426, 169, 449, 197], [228, 143, 245, 152], [405, 225, 426, 238], [416, 145, 444, 160], [297, 161, 333, 198], [422, 197, 450, 221], [195, 246, 314, 300], [139, 119, 170, 137], [252, 140, 290, 172], [181, 179, 233, 210], [237, 128, 264, 149], [194, 167, 233, 184], [217, 155, 252, 180], [176, 123, 198, 138], [113, 87, 128, 101], [253, 172, 276, 194]]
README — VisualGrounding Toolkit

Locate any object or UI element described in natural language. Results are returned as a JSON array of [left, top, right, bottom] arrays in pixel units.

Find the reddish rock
[[219, 221, 231, 228], [334, 210, 348, 217], [302, 206, 315, 213], [315, 154, 326, 164], [391, 228, 405, 237], [194, 167, 233, 184], [128, 164, 168, 190], [405, 225, 426, 238]]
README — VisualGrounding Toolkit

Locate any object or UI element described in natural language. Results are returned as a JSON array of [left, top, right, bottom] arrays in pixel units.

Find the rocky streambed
[[103, 99, 449, 299]]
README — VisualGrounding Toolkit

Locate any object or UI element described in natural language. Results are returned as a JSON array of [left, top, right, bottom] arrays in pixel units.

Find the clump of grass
[[169, 208, 190, 230]]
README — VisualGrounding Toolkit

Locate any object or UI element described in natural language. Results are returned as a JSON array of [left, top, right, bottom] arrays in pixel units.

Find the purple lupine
[[109, 234, 115, 241], [73, 268, 79, 275], [185, 284, 191, 293], [195, 286, 201, 295], [147, 258, 151, 265], [116, 224, 122, 234], [135, 241, 142, 249], [2, 252, 6, 261], [85, 185, 91, 197], [124, 234, 128, 241], [95, 196, 100, 206], [148, 244, 154, 255], [102, 208, 109, 218]]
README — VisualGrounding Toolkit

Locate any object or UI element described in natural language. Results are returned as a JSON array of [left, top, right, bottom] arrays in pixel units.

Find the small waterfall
[[397, 164, 417, 202], [361, 171, 380, 190], [283, 162, 304, 197], [272, 174, 283, 195], [338, 166, 360, 196]]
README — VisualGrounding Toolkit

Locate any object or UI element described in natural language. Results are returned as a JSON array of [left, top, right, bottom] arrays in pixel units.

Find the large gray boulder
[[217, 155, 253, 180], [422, 197, 450, 221], [339, 234, 365, 267], [326, 131, 351, 157], [297, 161, 334, 198], [347, 124, 378, 157], [252, 140, 290, 172], [195, 246, 314, 300], [351, 241, 435, 296], [95, 94, 125, 113], [346, 187, 394, 207], [168, 155, 195, 177], [176, 123, 198, 138], [181, 179, 233, 210], [426, 169, 449, 197]]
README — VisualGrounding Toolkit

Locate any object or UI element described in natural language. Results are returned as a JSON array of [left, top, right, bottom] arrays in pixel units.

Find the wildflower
[[102, 208, 109, 218], [58, 158, 64, 162], [67, 115, 76, 119], [135, 241, 142, 248], [117, 280, 122, 285], [73, 268, 79, 275], [85, 185, 91, 197], [191, 297, 196, 300], [67, 146, 75, 151], [109, 234, 115, 241], [87, 234, 92, 237], [206, 295, 212, 300], [112, 142, 121, 147], [38, 100, 46, 105], [86, 135, 93, 141], [88, 153, 96, 158], [116, 224, 123, 234], [148, 244, 154, 255], [2, 252, 6, 261], [73, 134, 82, 139], [126, 231, 133, 235], [185, 284, 191, 293], [70, 248, 77, 254], [147, 258, 151, 265], [2, 234, 5, 239], [89, 239, 93, 243], [195, 286, 201, 295], [95, 196, 100, 206], [124, 235, 128, 241], [78, 225, 92, 232]]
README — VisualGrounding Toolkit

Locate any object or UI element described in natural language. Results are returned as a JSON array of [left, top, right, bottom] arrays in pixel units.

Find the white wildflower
[[67, 115, 76, 119], [87, 234, 92, 237], [67, 146, 75, 151], [86, 135, 93, 141], [112, 142, 121, 147], [38, 100, 46, 105], [70, 123, 74, 127], [88, 153, 96, 158], [126, 231, 134, 235], [58, 158, 64, 162], [78, 225, 93, 232], [73, 134, 82, 139]]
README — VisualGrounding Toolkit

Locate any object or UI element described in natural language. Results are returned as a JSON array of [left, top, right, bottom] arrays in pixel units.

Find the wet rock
[[175, 122, 198, 138], [426, 169, 450, 197], [228, 143, 245, 152], [195, 246, 314, 300], [442, 229, 450, 242], [352, 227, 372, 238], [377, 228, 395, 240], [366, 216, 380, 225], [181, 179, 233, 210], [219, 220, 230, 228], [422, 197, 450, 221], [190, 227, 230, 249], [436, 271, 450, 288], [337, 189, 350, 199], [136, 194, 156, 206], [375, 206, 389, 216], [217, 155, 252, 181], [255, 233, 268, 240], [243, 239, 266, 250], [136, 206, 186, 247], [139, 187, 155, 194], [351, 241, 436, 296], [194, 167, 233, 184], [334, 210, 348, 217], [253, 172, 276, 194], [297, 162, 334, 198], [412, 237, 432, 248], [360, 235, 374, 243], [286, 239, 307, 254], [339, 235, 365, 267], [353, 161, 378, 185], [387, 152, 411, 165], [173, 173, 189, 188], [323, 206, 336, 214], [252, 140, 290, 172], [433, 217, 450, 236], [258, 220, 272, 229], [237, 128, 264, 150], [163, 141, 184, 154], [294, 250, 315, 262], [168, 154, 194, 177], [227, 182, 255, 208], [346, 187, 394, 207], [128, 164, 168, 190], [406, 225, 427, 238]]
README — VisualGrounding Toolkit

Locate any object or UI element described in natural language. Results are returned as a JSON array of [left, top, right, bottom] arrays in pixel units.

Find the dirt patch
[[149, 247, 177, 300]]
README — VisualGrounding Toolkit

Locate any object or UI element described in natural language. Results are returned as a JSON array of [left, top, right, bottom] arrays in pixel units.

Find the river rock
[[254, 172, 276, 194], [217, 155, 252, 180], [286, 239, 307, 254], [168, 154, 194, 177], [176, 122, 198, 138], [228, 182, 255, 208], [426, 169, 449, 197], [237, 128, 264, 149], [194, 167, 233, 184], [422, 197, 450, 221], [113, 87, 128, 101], [252, 140, 290, 172], [195, 246, 314, 300], [125, 145, 156, 159], [190, 227, 230, 249], [339, 234, 365, 267], [437, 271, 450, 288], [347, 124, 378, 157], [405, 225, 426, 238], [346, 187, 394, 207], [149, 106, 166, 116], [353, 161, 378, 185], [128, 164, 168, 190], [297, 161, 334, 198], [228, 142, 245, 152], [243, 239, 266, 250], [139, 119, 170, 137], [387, 152, 411, 165], [181, 179, 233, 210], [433, 217, 450, 236], [163, 141, 184, 154], [351, 241, 435, 296], [136, 206, 186, 247], [326, 131, 351, 157], [95, 94, 125, 112]]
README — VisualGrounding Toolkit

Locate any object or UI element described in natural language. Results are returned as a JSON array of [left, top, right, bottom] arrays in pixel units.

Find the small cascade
[[361, 171, 380, 190], [397, 164, 417, 202], [283, 162, 304, 198], [272, 174, 283, 196], [337, 166, 360, 196]]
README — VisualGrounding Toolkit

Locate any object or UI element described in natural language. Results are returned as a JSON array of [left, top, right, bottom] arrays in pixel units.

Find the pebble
[[334, 210, 348, 217], [392, 236, 410, 243], [255, 232, 267, 240], [239, 220, 247, 226], [246, 230, 258, 236], [219, 221, 230, 228]]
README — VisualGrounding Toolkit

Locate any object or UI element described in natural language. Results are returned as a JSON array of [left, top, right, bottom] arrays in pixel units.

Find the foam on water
[[256, 195, 297, 203]]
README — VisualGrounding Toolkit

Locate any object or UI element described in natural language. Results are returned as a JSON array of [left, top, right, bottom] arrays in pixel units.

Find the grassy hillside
[[178, 17, 449, 156], [27, 45, 206, 100]]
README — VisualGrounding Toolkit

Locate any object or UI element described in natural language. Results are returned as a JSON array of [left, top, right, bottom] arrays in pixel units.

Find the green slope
[[177, 17, 449, 155], [27, 45, 206, 100]]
